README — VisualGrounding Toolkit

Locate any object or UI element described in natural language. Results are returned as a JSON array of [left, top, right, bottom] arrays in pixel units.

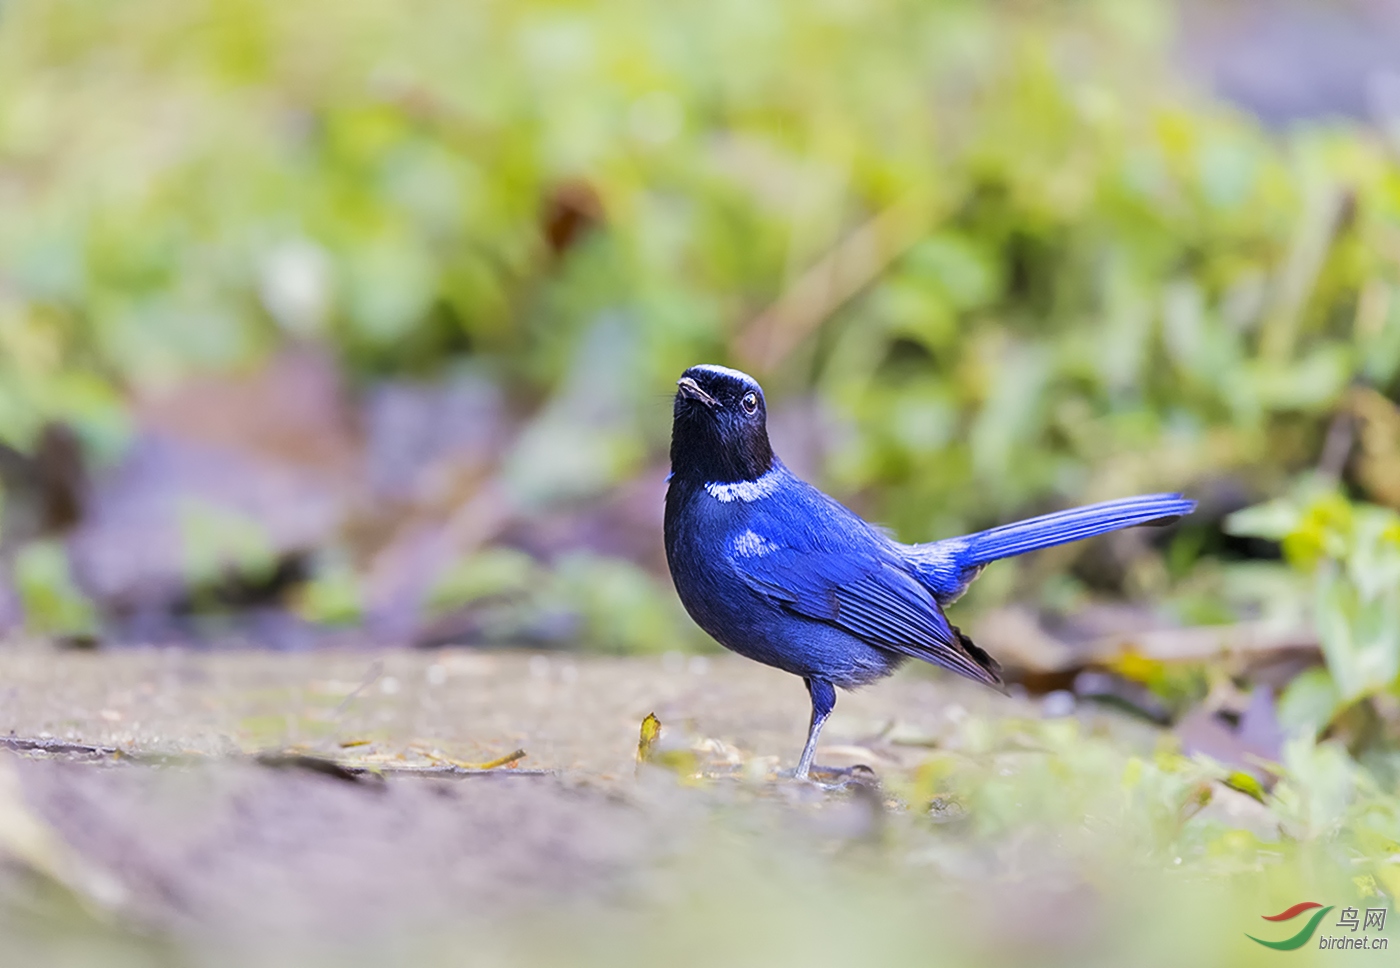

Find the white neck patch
[[704, 467, 783, 503]]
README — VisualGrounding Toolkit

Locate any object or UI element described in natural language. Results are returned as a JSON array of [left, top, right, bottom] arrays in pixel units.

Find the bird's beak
[[676, 376, 718, 408]]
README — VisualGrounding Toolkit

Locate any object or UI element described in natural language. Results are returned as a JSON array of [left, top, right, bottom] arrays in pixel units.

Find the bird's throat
[[668, 413, 774, 487]]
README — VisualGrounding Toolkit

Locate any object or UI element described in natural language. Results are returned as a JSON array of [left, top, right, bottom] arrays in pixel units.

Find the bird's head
[[670, 364, 774, 485]]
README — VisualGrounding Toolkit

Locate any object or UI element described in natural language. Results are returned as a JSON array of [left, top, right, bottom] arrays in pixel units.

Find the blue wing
[[730, 537, 1003, 688]]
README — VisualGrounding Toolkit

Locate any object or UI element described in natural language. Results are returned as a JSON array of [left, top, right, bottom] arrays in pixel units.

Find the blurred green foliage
[[0, 0, 1396, 486], [179, 501, 279, 592], [0, 0, 1399, 643], [1229, 487, 1400, 738], [292, 552, 364, 626], [13, 539, 95, 637], [901, 714, 1393, 877], [426, 547, 698, 653]]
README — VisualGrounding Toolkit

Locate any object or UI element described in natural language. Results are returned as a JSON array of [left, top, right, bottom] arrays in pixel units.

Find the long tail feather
[[961, 492, 1195, 565], [904, 493, 1195, 603]]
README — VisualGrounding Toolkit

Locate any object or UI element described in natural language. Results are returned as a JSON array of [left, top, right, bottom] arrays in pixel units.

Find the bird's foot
[[782, 763, 879, 791]]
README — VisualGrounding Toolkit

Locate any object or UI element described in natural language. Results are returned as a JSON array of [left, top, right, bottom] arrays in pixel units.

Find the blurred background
[[0, 0, 1399, 745], [3, 2, 1400, 965]]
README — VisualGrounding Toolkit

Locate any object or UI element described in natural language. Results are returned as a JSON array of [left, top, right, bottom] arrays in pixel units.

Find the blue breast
[[663, 466, 904, 686]]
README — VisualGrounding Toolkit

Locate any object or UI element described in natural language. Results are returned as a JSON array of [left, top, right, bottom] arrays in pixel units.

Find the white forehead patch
[[731, 529, 780, 558], [704, 467, 783, 503], [687, 363, 760, 389]]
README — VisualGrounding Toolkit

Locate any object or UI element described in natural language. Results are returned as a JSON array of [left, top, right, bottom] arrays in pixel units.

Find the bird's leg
[[793, 678, 836, 780]]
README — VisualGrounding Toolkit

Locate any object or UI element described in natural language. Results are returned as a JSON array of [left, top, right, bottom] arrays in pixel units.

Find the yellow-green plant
[[1228, 488, 1400, 735]]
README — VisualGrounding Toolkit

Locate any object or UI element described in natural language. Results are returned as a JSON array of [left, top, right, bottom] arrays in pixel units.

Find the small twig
[[4, 735, 551, 778], [1, 736, 119, 757], [1260, 184, 1354, 361], [331, 660, 384, 718], [350, 764, 551, 778], [852, 719, 897, 747], [1317, 409, 1355, 482], [411, 742, 529, 771], [461, 748, 528, 770], [255, 753, 371, 784]]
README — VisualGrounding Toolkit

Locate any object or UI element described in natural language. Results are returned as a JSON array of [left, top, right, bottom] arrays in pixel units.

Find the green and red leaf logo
[[1247, 902, 1334, 950]]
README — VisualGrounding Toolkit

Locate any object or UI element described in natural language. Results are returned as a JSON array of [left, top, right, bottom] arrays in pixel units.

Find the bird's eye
[[741, 391, 759, 414]]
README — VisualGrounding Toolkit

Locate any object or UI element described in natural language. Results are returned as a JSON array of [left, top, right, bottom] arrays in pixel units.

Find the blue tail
[[961, 492, 1195, 564], [905, 493, 1195, 603]]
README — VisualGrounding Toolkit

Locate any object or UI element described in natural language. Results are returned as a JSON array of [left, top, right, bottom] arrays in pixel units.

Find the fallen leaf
[[635, 712, 700, 777], [459, 749, 527, 771], [637, 712, 661, 763]]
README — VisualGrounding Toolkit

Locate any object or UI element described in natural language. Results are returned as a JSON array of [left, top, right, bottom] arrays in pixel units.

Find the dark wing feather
[[734, 547, 1002, 687]]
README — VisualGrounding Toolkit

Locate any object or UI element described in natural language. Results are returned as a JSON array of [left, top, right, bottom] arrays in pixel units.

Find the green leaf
[[1277, 667, 1343, 737], [14, 540, 97, 637]]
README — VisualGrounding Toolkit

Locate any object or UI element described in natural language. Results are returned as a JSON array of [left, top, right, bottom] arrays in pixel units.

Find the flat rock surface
[[0, 647, 1337, 968], [0, 647, 1009, 775], [0, 649, 1003, 959]]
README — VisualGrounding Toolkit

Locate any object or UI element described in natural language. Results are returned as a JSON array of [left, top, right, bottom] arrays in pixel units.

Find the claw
[[778, 762, 878, 792]]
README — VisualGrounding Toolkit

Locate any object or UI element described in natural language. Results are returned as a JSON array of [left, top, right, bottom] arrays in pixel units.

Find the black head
[[669, 364, 774, 485]]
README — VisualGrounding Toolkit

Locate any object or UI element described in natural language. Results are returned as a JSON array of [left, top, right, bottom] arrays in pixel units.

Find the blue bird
[[663, 364, 1195, 779]]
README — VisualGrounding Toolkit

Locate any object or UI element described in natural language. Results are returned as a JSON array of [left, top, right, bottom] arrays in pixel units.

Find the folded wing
[[732, 545, 1003, 688]]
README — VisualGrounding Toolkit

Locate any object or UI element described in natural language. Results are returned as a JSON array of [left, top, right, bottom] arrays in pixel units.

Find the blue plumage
[[664, 365, 1195, 778], [905, 492, 1197, 604]]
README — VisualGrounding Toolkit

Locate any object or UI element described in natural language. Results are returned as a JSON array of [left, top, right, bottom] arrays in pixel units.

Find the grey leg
[[794, 678, 836, 779]]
